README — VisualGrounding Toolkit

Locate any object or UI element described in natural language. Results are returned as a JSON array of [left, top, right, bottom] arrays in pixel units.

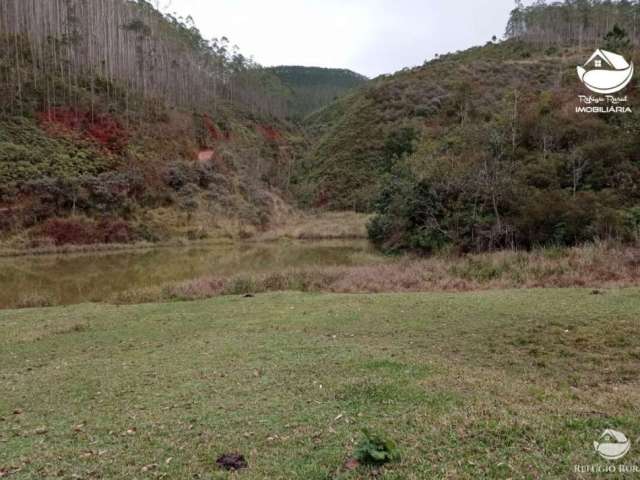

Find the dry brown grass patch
[[112, 243, 640, 304]]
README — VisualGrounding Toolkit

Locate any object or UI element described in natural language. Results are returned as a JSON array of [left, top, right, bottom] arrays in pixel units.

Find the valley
[[1, 0, 639, 478]]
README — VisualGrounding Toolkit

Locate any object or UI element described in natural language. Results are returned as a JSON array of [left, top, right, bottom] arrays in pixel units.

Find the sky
[[159, 0, 519, 78]]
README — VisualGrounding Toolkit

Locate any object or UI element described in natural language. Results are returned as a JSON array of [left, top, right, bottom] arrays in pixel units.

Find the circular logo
[[594, 429, 631, 461], [577, 49, 634, 94]]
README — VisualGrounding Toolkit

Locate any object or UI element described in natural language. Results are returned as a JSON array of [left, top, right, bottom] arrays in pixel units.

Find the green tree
[[604, 25, 631, 53]]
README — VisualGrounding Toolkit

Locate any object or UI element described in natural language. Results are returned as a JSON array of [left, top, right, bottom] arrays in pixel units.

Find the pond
[[0, 240, 383, 309]]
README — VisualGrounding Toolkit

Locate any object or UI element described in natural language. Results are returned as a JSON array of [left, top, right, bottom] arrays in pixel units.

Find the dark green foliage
[[354, 429, 400, 465], [19, 170, 145, 226], [382, 127, 418, 166], [628, 206, 640, 240], [268, 66, 367, 120], [368, 94, 640, 251], [0, 119, 113, 184], [164, 162, 203, 191], [604, 25, 631, 53], [368, 168, 449, 253]]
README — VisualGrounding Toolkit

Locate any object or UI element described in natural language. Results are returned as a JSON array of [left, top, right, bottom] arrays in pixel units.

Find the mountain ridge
[[267, 66, 368, 120]]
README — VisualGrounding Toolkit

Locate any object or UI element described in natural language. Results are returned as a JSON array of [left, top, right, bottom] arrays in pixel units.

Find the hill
[[297, 1, 640, 252], [0, 0, 303, 248], [267, 66, 368, 120]]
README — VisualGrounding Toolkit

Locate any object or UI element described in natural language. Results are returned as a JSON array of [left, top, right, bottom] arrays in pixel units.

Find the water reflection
[[0, 240, 380, 308]]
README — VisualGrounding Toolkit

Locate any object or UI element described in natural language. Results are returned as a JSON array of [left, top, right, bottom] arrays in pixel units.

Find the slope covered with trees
[[506, 0, 640, 48], [298, 0, 640, 252], [267, 66, 368, 120], [0, 0, 289, 117], [0, 0, 303, 247]]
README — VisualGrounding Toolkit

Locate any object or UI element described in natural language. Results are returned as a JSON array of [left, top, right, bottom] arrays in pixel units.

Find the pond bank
[[0, 211, 371, 258], [112, 243, 640, 305], [0, 239, 382, 309]]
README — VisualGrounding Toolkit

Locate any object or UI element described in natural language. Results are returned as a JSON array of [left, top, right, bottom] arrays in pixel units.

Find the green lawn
[[1, 289, 639, 479]]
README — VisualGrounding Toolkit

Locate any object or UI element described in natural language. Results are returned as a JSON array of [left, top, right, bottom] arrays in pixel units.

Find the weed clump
[[354, 429, 400, 466], [16, 293, 53, 309]]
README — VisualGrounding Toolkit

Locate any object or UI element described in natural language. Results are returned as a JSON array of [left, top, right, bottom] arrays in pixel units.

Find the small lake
[[0, 240, 383, 309]]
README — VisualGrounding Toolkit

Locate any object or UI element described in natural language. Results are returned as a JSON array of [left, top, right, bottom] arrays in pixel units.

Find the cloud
[[163, 0, 516, 77]]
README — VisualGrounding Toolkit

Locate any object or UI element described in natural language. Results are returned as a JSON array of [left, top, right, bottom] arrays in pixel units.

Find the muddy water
[[0, 240, 382, 309]]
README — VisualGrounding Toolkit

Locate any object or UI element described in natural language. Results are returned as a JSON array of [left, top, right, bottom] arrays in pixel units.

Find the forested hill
[[507, 0, 640, 48], [0, 0, 291, 117], [267, 66, 368, 120], [0, 0, 302, 248], [297, 0, 640, 252]]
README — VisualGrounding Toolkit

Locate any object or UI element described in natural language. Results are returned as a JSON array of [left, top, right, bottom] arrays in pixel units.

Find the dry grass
[[254, 211, 371, 241], [15, 293, 53, 309], [113, 243, 640, 304]]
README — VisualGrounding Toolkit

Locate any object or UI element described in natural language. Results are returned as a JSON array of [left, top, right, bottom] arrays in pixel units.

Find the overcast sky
[[161, 0, 518, 78]]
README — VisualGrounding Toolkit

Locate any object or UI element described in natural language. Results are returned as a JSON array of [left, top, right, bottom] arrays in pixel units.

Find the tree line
[[0, 0, 289, 117], [506, 0, 640, 49]]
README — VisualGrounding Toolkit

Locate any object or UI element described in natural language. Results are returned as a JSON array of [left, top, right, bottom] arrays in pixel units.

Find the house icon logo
[[593, 429, 631, 461], [577, 49, 634, 94]]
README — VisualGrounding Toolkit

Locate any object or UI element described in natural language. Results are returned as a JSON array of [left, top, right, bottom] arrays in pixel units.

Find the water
[[0, 240, 382, 309]]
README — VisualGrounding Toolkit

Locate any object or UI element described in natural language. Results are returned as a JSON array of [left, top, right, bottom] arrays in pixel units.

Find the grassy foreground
[[1, 289, 639, 479]]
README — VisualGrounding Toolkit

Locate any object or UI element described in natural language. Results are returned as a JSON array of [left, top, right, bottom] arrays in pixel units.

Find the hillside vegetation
[[0, 0, 306, 248], [267, 66, 368, 120], [3, 0, 640, 253], [299, 0, 640, 252]]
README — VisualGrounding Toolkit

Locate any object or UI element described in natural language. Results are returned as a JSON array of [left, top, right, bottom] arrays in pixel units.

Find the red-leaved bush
[[257, 125, 282, 143], [37, 108, 129, 153], [100, 219, 133, 244], [38, 217, 135, 245]]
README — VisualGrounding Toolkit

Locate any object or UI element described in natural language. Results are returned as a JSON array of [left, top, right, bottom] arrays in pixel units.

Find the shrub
[[368, 173, 452, 253], [99, 219, 133, 244], [223, 277, 258, 295], [354, 429, 400, 466], [37, 217, 137, 245], [39, 217, 100, 245], [163, 162, 201, 191], [0, 120, 111, 185], [163, 161, 219, 192]]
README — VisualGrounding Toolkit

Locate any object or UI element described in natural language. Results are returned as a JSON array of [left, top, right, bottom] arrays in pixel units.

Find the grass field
[[1, 289, 639, 479]]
